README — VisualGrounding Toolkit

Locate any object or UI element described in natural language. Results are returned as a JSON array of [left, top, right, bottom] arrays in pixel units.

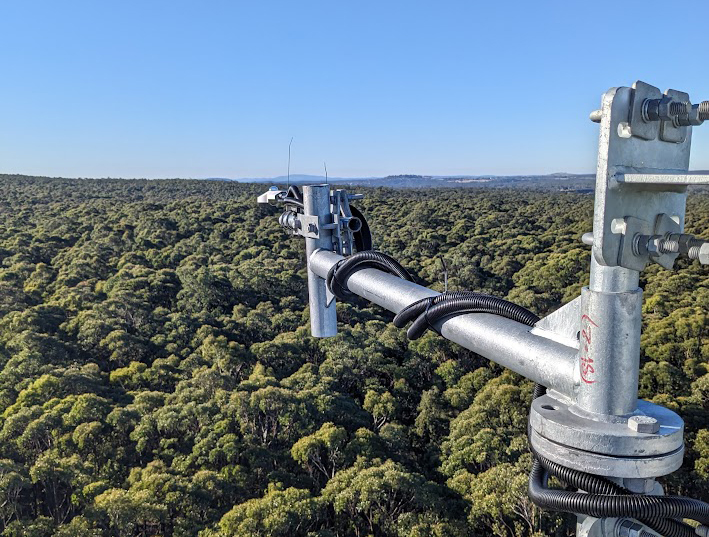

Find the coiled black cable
[[532, 450, 698, 537], [395, 292, 540, 340], [326, 251, 413, 300], [529, 459, 708, 535], [394, 292, 481, 327]]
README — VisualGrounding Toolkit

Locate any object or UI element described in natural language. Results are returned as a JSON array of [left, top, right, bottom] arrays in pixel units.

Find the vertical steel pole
[[303, 185, 338, 337], [576, 260, 642, 416]]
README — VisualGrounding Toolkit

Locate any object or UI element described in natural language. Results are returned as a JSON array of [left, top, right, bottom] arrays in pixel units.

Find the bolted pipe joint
[[642, 96, 690, 122], [632, 233, 707, 263]]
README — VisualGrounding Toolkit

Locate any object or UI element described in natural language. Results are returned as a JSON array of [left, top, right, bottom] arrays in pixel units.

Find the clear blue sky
[[1, 1, 708, 179]]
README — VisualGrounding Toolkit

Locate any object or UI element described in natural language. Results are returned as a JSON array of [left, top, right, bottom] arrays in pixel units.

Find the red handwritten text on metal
[[580, 314, 598, 384]]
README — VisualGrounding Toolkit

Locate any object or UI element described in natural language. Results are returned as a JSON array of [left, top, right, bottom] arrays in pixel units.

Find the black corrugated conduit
[[326, 251, 413, 301], [328, 250, 709, 535], [529, 456, 704, 536], [529, 429, 699, 537], [393, 292, 539, 340]]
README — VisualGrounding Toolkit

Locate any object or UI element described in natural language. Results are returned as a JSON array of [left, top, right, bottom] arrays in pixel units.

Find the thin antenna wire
[[324, 162, 328, 185], [287, 137, 294, 189], [439, 255, 448, 293]]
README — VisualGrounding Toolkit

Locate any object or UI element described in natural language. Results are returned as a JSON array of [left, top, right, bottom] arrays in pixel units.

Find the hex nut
[[628, 415, 660, 434], [677, 234, 696, 254], [657, 97, 674, 121], [646, 237, 661, 257]]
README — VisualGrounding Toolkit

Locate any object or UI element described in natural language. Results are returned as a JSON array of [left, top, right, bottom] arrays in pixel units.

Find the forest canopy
[[0, 175, 707, 536]]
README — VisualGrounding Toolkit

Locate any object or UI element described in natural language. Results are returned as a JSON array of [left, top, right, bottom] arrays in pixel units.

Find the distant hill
[[234, 173, 598, 192], [5, 172, 708, 193], [229, 174, 376, 184]]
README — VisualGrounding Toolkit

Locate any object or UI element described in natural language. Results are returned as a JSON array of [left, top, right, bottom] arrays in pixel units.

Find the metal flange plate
[[530, 429, 683, 479], [529, 395, 684, 478]]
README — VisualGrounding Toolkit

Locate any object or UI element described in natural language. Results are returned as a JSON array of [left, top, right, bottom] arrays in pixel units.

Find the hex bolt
[[628, 415, 660, 434], [676, 234, 703, 255], [688, 242, 709, 265], [642, 97, 690, 122], [657, 237, 679, 254]]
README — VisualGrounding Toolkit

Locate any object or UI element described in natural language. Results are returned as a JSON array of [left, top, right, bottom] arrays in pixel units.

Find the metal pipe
[[303, 186, 337, 337], [589, 259, 639, 293], [309, 249, 578, 397], [577, 258, 642, 415], [577, 286, 642, 415]]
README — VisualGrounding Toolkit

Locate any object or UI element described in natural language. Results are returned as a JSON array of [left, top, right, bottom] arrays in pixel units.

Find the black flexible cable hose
[[533, 451, 697, 537], [535, 451, 626, 495], [393, 292, 478, 328], [405, 294, 540, 340], [639, 517, 698, 537], [287, 185, 303, 201], [529, 459, 708, 534], [326, 251, 413, 300], [349, 205, 373, 252]]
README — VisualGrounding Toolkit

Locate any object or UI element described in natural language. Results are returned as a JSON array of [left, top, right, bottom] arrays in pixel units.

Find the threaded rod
[[669, 101, 690, 116], [699, 101, 709, 121], [658, 238, 679, 254]]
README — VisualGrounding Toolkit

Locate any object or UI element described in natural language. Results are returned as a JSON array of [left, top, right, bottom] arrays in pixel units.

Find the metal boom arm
[[309, 249, 579, 397]]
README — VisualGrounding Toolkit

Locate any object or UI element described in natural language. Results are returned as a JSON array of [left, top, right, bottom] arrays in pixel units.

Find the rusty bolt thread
[[700, 101, 709, 121]]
